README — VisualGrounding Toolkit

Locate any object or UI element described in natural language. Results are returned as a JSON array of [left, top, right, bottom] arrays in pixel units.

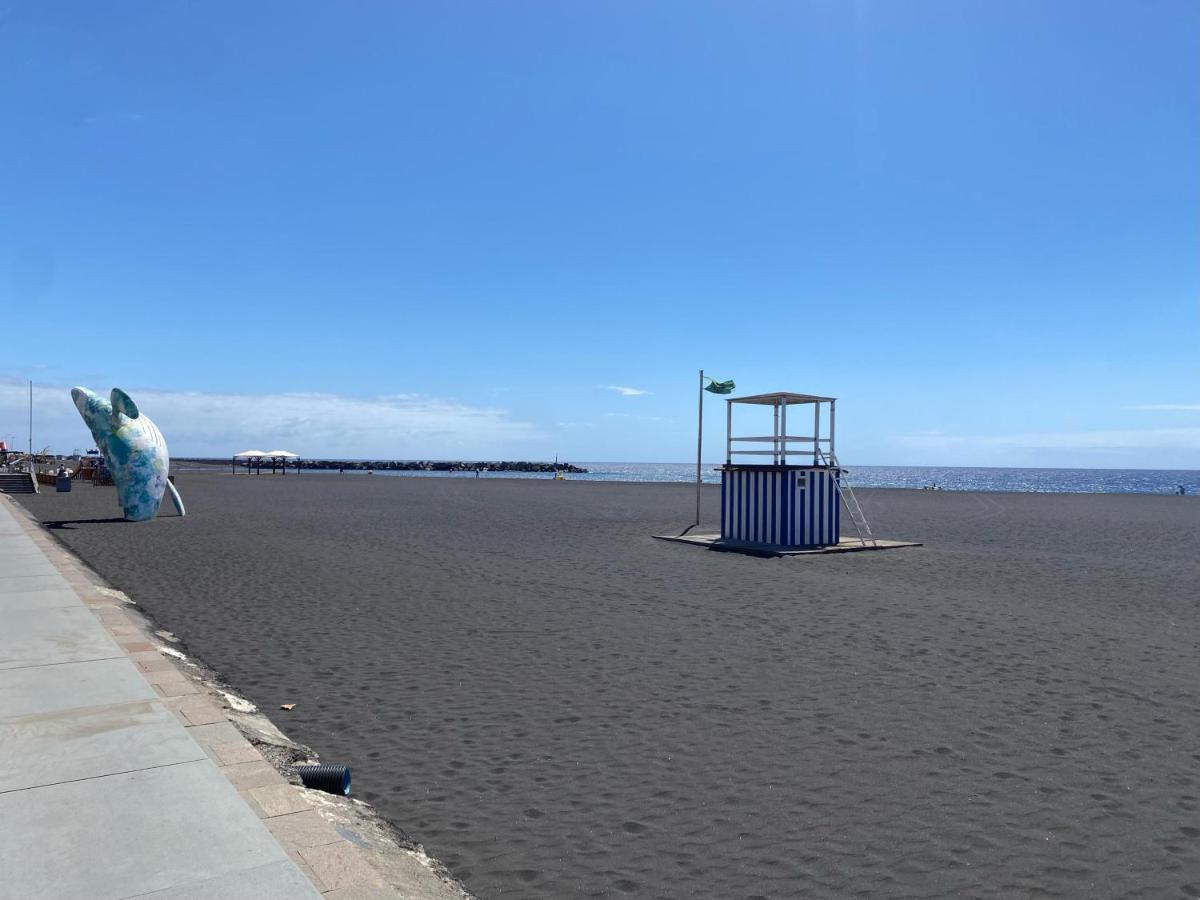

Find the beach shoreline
[[169, 458, 1200, 496], [16, 474, 1200, 897], [3, 493, 473, 899]]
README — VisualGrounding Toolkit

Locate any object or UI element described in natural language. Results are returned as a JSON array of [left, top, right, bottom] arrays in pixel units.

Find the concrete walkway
[[0, 498, 322, 899]]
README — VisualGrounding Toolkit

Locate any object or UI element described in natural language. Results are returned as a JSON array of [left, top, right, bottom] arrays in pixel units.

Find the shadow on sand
[[44, 517, 132, 529]]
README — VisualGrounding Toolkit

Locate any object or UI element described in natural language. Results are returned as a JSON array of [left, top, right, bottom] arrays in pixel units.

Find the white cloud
[[601, 412, 670, 422], [0, 378, 545, 458], [602, 385, 651, 397], [897, 427, 1200, 451], [892, 426, 1200, 467]]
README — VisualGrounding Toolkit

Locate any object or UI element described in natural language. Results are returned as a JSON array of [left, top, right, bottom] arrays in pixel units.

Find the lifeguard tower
[[721, 392, 875, 548]]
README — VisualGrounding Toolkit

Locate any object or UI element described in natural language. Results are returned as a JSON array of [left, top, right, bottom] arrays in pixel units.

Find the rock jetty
[[300, 460, 588, 474], [181, 458, 587, 474]]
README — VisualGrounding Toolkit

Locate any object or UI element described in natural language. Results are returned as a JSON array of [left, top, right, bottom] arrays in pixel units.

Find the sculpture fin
[[110, 388, 139, 419], [166, 479, 186, 516]]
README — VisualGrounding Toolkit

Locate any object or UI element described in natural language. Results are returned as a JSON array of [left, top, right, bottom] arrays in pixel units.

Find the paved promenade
[[0, 497, 325, 899]]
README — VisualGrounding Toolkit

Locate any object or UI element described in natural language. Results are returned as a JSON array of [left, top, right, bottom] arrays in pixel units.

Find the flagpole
[[696, 369, 703, 526]]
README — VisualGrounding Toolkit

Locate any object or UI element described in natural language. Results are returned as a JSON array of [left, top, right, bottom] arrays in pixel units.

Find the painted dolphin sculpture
[[71, 387, 185, 522]]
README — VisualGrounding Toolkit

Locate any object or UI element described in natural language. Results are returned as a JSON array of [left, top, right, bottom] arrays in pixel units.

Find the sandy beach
[[16, 475, 1200, 898]]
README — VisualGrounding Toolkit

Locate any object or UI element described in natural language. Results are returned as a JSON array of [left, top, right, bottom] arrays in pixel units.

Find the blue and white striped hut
[[721, 392, 853, 548]]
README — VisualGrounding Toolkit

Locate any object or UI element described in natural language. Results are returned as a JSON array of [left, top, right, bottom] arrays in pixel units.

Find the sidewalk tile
[[143, 666, 192, 685], [133, 859, 322, 899], [324, 884, 405, 899], [185, 720, 243, 752], [213, 740, 264, 765], [0, 584, 81, 612], [0, 657, 155, 719], [155, 679, 202, 697], [0, 573, 70, 596], [0, 761, 319, 899], [245, 783, 313, 818], [0, 699, 206, 793], [265, 809, 342, 850], [168, 696, 227, 726], [298, 841, 386, 892], [221, 759, 287, 791], [0, 606, 122, 670]]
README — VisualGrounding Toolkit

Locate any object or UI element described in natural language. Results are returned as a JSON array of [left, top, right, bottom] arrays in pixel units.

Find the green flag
[[704, 377, 735, 395]]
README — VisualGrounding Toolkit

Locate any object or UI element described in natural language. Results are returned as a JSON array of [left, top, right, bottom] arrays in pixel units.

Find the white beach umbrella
[[261, 449, 302, 475]]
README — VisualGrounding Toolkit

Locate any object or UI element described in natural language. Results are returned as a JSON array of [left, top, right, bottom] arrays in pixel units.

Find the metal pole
[[28, 380, 33, 458], [695, 369, 703, 526]]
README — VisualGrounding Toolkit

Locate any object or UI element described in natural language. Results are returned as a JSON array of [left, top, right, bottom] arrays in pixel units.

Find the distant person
[[57, 464, 67, 477], [1179, 485, 1187, 496]]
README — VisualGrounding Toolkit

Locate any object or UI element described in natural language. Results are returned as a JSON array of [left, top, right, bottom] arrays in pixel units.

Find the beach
[[16, 475, 1200, 898]]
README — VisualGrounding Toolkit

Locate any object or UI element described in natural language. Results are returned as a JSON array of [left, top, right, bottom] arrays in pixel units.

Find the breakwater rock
[[181, 458, 587, 474], [302, 460, 588, 474]]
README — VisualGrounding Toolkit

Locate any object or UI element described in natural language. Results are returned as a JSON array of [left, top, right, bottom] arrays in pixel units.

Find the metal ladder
[[817, 448, 877, 548]]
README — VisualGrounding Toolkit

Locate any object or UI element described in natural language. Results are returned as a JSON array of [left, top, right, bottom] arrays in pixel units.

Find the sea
[[343, 463, 1200, 495]]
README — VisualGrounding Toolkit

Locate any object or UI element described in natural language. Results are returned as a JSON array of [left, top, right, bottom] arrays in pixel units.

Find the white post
[[773, 400, 780, 464], [830, 399, 836, 462], [725, 399, 732, 464], [780, 401, 787, 464], [695, 369, 703, 526], [813, 400, 820, 465]]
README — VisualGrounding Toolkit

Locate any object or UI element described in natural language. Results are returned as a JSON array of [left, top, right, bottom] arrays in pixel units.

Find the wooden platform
[[651, 532, 922, 558]]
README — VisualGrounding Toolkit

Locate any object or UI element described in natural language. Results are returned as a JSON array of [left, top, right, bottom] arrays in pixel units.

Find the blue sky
[[2, 1, 1197, 466]]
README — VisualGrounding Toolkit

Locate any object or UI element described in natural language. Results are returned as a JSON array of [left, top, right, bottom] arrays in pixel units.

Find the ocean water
[[352, 463, 1200, 495]]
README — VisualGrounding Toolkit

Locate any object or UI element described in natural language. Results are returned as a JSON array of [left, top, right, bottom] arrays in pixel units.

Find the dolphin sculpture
[[71, 387, 185, 522]]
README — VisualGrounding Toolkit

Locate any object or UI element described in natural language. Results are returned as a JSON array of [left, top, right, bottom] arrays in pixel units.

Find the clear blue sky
[[2, 1, 1198, 466]]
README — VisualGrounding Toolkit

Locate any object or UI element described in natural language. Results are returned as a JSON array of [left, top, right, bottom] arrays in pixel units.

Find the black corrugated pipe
[[296, 764, 351, 795]]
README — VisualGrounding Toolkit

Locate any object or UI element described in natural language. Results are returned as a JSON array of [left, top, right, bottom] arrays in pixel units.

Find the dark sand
[[17, 476, 1200, 899]]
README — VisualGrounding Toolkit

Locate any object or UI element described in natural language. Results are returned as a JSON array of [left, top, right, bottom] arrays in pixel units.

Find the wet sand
[[17, 476, 1200, 898]]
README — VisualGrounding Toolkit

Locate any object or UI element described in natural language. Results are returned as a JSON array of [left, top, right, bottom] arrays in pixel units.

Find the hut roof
[[729, 392, 836, 406]]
